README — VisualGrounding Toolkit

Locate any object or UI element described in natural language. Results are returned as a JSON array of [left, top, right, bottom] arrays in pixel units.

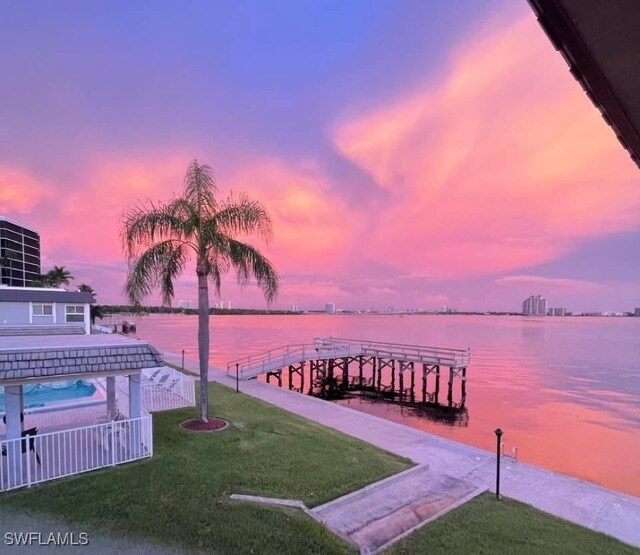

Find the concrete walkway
[[165, 353, 640, 549], [311, 464, 483, 553]]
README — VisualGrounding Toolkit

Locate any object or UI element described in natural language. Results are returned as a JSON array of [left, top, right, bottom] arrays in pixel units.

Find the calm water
[[135, 313, 640, 497]]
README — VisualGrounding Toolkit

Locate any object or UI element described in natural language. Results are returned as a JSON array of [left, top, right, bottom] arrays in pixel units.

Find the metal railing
[[0, 415, 152, 492], [500, 442, 518, 463], [227, 344, 318, 378], [227, 337, 470, 379], [141, 367, 196, 411], [315, 337, 470, 367]]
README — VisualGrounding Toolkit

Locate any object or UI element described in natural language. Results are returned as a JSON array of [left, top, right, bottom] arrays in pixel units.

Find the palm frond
[[122, 201, 192, 259], [183, 159, 217, 216], [207, 256, 223, 297], [212, 192, 273, 241], [124, 240, 189, 306], [221, 238, 279, 303]]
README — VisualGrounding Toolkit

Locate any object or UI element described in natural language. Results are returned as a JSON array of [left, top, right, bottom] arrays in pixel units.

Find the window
[[66, 305, 85, 323], [33, 304, 53, 316]]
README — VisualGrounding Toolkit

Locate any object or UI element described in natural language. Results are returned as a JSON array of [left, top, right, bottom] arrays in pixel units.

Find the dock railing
[[227, 344, 318, 379], [228, 337, 470, 379], [314, 337, 470, 368]]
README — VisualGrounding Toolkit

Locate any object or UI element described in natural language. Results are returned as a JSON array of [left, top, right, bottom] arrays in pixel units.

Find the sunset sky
[[1, 0, 639, 312]]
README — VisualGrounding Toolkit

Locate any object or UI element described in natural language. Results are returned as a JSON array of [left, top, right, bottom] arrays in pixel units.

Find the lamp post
[[236, 363, 239, 393], [495, 428, 503, 500]]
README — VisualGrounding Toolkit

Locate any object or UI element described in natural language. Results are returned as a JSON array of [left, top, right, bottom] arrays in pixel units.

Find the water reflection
[[135, 313, 640, 497]]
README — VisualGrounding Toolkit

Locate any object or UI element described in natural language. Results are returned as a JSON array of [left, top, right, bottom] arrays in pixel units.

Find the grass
[[2, 381, 637, 554], [2, 382, 411, 554], [387, 492, 639, 555]]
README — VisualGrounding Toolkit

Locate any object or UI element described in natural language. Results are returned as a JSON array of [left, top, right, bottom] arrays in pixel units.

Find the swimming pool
[[0, 380, 97, 412]]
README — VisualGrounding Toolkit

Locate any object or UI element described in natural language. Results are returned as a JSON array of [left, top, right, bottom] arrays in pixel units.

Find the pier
[[227, 337, 470, 413]]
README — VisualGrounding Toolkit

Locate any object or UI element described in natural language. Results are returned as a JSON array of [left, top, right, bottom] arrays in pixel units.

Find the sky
[[1, 0, 639, 313]]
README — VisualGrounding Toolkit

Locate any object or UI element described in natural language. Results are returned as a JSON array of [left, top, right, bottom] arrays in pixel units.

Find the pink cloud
[[333, 13, 640, 279], [496, 275, 604, 293], [19, 153, 363, 305], [223, 158, 364, 274], [0, 166, 52, 213]]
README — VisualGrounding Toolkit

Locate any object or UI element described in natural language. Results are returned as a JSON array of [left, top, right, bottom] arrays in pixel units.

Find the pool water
[[0, 380, 97, 412]]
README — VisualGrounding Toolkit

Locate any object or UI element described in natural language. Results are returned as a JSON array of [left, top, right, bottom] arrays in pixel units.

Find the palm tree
[[122, 159, 279, 422], [48, 266, 73, 287], [90, 304, 104, 325], [77, 283, 95, 295]]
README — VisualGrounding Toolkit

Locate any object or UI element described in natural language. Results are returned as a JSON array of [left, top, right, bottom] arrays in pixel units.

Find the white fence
[[0, 415, 152, 492], [98, 367, 195, 415], [141, 367, 196, 412]]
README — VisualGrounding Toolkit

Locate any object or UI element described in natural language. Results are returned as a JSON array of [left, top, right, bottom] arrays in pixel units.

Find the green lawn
[[387, 492, 639, 555], [2, 382, 637, 555], [2, 382, 411, 554]]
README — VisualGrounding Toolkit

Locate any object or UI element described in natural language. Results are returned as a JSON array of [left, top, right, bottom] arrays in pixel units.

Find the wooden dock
[[227, 337, 470, 412]]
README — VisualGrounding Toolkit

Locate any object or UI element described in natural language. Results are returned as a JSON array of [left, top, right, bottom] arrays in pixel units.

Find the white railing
[[141, 367, 196, 412], [227, 337, 471, 379], [315, 337, 470, 368], [0, 415, 152, 492], [227, 344, 318, 378]]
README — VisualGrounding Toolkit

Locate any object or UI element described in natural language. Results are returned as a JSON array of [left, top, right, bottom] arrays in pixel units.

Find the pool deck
[[165, 351, 640, 549]]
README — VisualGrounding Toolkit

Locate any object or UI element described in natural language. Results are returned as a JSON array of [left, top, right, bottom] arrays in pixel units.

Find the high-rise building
[[290, 304, 300, 312], [0, 217, 41, 287], [178, 300, 194, 309], [324, 302, 336, 314], [549, 307, 567, 316], [522, 295, 548, 316]]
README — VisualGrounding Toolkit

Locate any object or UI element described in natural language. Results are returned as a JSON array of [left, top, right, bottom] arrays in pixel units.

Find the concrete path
[[165, 353, 640, 549], [310, 465, 483, 553]]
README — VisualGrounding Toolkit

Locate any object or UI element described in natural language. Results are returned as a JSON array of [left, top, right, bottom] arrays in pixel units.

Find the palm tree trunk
[[197, 270, 210, 422]]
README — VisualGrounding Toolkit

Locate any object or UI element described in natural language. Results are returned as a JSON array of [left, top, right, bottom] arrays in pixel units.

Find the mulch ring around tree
[[181, 418, 229, 432]]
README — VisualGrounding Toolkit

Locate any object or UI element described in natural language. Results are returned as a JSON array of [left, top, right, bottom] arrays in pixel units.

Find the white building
[[522, 295, 548, 316], [178, 300, 194, 310], [549, 307, 567, 316], [0, 286, 93, 335], [324, 302, 336, 314]]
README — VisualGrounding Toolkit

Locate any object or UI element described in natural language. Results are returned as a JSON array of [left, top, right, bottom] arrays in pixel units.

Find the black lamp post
[[495, 428, 503, 499]]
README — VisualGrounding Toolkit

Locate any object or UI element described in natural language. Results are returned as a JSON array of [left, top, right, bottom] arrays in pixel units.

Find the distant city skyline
[[0, 2, 638, 312]]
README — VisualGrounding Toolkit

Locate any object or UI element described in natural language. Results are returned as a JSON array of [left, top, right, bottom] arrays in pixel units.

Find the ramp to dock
[[310, 465, 483, 554]]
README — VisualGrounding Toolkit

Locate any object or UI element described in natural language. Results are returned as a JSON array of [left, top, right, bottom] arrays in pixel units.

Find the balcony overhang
[[528, 0, 640, 169]]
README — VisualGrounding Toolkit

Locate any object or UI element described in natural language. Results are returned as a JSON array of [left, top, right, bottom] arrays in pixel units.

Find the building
[[178, 300, 194, 310], [634, 308, 640, 317], [0, 286, 94, 334], [0, 217, 41, 287], [290, 304, 300, 313], [325, 302, 336, 314], [0, 333, 162, 491], [522, 295, 548, 316], [548, 307, 567, 316]]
